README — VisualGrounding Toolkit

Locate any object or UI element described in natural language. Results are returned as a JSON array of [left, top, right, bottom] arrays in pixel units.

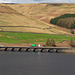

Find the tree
[[70, 29, 74, 34], [44, 39, 56, 47], [51, 39, 56, 47], [45, 39, 51, 46]]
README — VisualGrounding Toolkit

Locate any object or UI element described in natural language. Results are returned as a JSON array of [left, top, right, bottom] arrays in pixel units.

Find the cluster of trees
[[44, 39, 56, 47], [44, 38, 75, 47], [50, 14, 75, 29]]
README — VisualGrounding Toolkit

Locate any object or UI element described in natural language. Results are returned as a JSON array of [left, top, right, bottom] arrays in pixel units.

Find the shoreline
[[0, 43, 75, 53], [62, 48, 75, 53]]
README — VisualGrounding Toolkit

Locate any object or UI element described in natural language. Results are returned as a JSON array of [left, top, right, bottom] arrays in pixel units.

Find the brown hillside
[[8, 3, 75, 23], [8, 3, 75, 35], [0, 3, 73, 35], [0, 3, 54, 34]]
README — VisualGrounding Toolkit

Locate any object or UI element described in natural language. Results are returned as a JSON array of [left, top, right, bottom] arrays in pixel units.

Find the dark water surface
[[0, 51, 75, 75]]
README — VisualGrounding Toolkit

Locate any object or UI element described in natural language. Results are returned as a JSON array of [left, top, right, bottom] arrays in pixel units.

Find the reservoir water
[[0, 51, 75, 75]]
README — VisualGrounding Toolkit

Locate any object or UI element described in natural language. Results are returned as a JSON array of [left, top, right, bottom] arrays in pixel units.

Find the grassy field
[[0, 32, 75, 43]]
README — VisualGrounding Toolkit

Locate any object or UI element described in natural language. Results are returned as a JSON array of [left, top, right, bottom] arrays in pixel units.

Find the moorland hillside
[[8, 3, 75, 34], [0, 3, 71, 35], [8, 3, 75, 24]]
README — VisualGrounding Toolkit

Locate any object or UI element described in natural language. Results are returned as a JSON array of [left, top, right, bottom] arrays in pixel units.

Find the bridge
[[0, 46, 71, 52]]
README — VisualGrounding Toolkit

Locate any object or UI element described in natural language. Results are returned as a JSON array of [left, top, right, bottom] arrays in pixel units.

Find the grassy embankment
[[0, 32, 75, 43]]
